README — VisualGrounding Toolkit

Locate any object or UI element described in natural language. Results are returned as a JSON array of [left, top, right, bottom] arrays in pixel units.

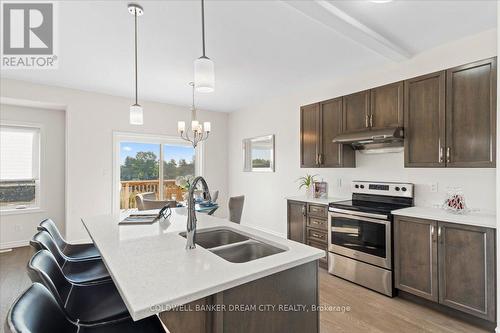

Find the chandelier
[[177, 82, 211, 148]]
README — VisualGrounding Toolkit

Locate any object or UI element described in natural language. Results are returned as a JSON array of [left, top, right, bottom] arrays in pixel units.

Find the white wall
[[0, 105, 65, 248], [228, 29, 497, 237], [0, 79, 229, 243]]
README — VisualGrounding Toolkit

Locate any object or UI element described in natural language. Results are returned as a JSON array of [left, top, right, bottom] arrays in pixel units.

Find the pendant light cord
[[190, 82, 196, 120], [134, 10, 138, 105], [201, 0, 206, 57]]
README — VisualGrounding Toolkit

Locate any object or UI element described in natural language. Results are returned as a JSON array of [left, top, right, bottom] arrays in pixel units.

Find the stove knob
[[401, 187, 407, 192], [354, 184, 359, 189], [395, 187, 400, 191], [360, 185, 365, 189]]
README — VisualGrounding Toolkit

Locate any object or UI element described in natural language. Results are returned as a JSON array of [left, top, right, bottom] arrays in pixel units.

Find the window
[[0, 125, 41, 211], [115, 134, 198, 211]]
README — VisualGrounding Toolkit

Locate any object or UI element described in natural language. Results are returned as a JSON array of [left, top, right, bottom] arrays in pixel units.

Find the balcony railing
[[120, 179, 186, 209]]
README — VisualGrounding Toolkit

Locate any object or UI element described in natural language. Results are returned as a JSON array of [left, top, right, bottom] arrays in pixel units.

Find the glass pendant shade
[[194, 56, 215, 93], [130, 104, 143, 125]]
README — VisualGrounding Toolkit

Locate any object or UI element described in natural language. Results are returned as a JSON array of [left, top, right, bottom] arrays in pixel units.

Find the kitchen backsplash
[[321, 152, 496, 213]]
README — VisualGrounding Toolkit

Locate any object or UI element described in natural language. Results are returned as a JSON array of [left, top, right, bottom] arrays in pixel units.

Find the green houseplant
[[296, 174, 318, 198]]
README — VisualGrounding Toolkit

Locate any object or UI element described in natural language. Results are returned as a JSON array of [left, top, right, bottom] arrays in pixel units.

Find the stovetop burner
[[329, 181, 414, 217], [330, 199, 411, 216]]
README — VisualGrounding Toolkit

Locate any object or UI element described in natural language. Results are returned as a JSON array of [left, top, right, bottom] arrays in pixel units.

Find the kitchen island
[[82, 208, 323, 333]]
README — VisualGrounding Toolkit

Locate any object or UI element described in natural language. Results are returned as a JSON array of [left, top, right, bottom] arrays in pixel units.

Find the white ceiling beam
[[283, 0, 411, 61]]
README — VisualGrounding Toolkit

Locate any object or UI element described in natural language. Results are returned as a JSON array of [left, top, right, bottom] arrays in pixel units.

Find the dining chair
[[27, 250, 129, 325], [38, 219, 100, 261], [135, 192, 176, 210], [228, 195, 245, 224], [7, 283, 165, 333], [30, 231, 110, 284]]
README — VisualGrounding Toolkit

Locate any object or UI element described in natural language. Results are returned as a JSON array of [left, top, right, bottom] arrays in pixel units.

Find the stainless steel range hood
[[332, 127, 404, 152]]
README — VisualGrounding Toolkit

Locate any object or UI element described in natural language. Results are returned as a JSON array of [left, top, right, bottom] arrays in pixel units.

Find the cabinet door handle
[[365, 114, 369, 128], [446, 147, 451, 164], [319, 154, 323, 165], [302, 206, 306, 216], [439, 147, 444, 163], [370, 114, 373, 128], [438, 226, 442, 238], [430, 225, 434, 236]]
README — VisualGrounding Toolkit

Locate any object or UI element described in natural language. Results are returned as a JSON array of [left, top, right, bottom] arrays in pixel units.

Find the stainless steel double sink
[[180, 228, 286, 263]]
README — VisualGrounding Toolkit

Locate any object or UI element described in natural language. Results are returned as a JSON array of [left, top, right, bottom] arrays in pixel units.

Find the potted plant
[[297, 174, 318, 198]]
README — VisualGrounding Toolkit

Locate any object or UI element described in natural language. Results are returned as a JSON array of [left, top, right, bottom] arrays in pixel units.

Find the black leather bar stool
[[7, 283, 165, 333], [38, 219, 100, 261], [30, 231, 110, 284], [27, 250, 129, 325]]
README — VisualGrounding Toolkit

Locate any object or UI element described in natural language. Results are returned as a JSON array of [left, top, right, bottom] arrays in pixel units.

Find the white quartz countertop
[[82, 208, 324, 321], [392, 207, 496, 229], [285, 195, 348, 205]]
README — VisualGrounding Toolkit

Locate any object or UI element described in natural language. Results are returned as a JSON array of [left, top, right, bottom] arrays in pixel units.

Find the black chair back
[[27, 250, 73, 311], [30, 231, 66, 266], [8, 283, 76, 333], [38, 219, 66, 249]]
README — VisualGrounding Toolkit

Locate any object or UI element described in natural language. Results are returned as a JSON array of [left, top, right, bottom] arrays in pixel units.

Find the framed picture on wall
[[243, 134, 275, 172]]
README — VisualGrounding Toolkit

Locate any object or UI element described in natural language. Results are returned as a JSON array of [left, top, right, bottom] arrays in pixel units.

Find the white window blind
[[0, 125, 40, 181]]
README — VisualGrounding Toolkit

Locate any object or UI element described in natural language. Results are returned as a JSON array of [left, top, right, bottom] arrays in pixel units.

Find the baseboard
[[0, 239, 29, 250], [246, 224, 287, 238]]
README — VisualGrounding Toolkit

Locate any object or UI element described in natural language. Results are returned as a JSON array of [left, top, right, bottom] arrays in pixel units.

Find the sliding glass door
[[115, 134, 199, 211]]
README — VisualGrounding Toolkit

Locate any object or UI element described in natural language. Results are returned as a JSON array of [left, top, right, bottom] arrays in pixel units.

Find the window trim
[[112, 131, 204, 215], [0, 121, 44, 214]]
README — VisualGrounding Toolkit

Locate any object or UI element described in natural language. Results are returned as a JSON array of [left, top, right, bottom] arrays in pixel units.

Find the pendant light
[[194, 0, 215, 93], [128, 4, 144, 125]]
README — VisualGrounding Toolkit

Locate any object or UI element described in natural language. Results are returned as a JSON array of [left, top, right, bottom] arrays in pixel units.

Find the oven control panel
[[352, 181, 413, 198]]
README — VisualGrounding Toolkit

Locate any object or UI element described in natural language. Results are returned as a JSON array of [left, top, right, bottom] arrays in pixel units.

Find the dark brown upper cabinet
[[404, 71, 446, 167], [370, 81, 404, 130], [446, 58, 496, 167], [342, 90, 370, 133], [405, 57, 496, 168], [300, 103, 320, 168], [320, 98, 355, 167], [300, 99, 354, 168]]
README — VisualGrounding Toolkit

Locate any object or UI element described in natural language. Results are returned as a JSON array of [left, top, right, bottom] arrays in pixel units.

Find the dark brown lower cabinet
[[394, 216, 496, 322], [287, 201, 306, 243], [394, 216, 438, 301], [159, 261, 319, 333], [287, 200, 328, 268], [438, 222, 496, 321]]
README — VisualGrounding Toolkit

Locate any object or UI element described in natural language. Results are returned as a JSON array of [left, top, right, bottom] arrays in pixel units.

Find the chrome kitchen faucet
[[186, 176, 211, 250]]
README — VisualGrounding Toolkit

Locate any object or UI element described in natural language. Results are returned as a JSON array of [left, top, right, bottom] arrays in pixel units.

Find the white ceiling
[[1, 0, 496, 112]]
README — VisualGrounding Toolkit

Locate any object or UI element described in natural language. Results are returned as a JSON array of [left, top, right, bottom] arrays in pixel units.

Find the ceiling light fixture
[[178, 82, 211, 148], [194, 0, 215, 93], [128, 3, 144, 125]]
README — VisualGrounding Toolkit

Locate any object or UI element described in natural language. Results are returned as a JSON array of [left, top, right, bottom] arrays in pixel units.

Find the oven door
[[328, 209, 391, 269]]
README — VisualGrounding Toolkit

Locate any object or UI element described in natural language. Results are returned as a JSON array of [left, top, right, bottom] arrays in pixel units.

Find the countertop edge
[[392, 207, 496, 229], [131, 252, 324, 321]]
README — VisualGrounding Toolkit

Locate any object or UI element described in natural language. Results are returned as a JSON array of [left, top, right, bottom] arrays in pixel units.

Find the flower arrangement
[[175, 175, 195, 190]]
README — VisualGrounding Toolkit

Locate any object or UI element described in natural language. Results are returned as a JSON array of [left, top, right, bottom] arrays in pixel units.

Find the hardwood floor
[[0, 247, 33, 333], [0, 247, 492, 333]]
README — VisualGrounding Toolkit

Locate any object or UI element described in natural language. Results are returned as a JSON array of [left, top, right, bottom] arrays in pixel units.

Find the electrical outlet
[[430, 182, 438, 193]]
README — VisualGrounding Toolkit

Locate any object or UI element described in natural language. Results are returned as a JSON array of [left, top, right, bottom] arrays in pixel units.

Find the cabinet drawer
[[307, 217, 327, 231], [306, 239, 327, 264], [307, 204, 328, 218], [307, 228, 327, 244]]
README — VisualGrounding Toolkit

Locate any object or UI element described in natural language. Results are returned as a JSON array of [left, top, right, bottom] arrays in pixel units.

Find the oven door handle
[[330, 212, 389, 225], [329, 207, 388, 220]]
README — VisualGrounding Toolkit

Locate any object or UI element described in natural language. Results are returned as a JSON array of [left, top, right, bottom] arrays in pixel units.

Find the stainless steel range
[[328, 181, 414, 297]]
